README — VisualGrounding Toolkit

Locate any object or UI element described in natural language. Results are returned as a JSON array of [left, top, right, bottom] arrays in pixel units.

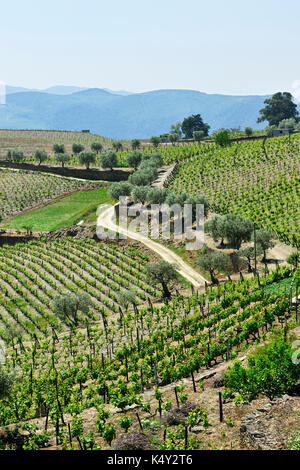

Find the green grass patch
[[1, 188, 111, 232]]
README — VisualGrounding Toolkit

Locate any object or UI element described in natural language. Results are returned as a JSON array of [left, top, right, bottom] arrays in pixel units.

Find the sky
[[1, 0, 300, 96]]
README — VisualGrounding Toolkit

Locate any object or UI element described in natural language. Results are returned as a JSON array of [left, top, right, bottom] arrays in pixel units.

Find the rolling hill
[[0, 87, 272, 139]]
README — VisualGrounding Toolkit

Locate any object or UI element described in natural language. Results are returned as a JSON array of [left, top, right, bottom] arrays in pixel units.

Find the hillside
[[0, 88, 271, 139]]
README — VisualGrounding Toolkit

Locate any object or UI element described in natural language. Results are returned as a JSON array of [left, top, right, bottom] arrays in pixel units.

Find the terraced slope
[[0, 169, 95, 219], [0, 238, 159, 338], [166, 135, 300, 246]]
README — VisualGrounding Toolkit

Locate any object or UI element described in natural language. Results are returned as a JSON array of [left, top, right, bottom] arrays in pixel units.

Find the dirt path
[[97, 204, 207, 288]]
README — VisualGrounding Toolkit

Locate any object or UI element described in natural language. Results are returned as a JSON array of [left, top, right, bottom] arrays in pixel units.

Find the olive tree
[[79, 151, 96, 169], [109, 182, 132, 200], [131, 139, 141, 150], [53, 143, 65, 154], [146, 261, 179, 298], [100, 151, 118, 171], [7, 148, 23, 162], [33, 149, 48, 165], [72, 143, 85, 154], [238, 245, 263, 272], [141, 152, 163, 168], [117, 290, 138, 312], [245, 127, 253, 137], [147, 187, 168, 205], [223, 214, 252, 249], [112, 141, 123, 152], [198, 252, 229, 284], [126, 151, 142, 170], [205, 215, 226, 247], [150, 136, 161, 148], [51, 292, 92, 328], [0, 367, 16, 400], [55, 153, 70, 168], [129, 168, 157, 186], [256, 230, 275, 262], [132, 186, 151, 205], [206, 214, 252, 249], [91, 142, 103, 154]]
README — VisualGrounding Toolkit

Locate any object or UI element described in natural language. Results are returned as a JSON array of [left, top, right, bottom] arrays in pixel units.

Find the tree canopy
[[100, 151, 118, 171], [91, 142, 103, 153], [109, 182, 132, 200], [198, 252, 229, 284], [33, 149, 48, 165], [55, 153, 70, 168], [205, 214, 252, 249], [224, 339, 300, 401], [51, 292, 92, 328], [146, 261, 179, 298], [181, 114, 210, 139], [79, 151, 96, 169], [257, 92, 299, 126], [126, 151, 142, 170]]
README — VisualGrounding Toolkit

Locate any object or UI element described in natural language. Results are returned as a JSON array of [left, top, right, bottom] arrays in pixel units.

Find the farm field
[[166, 134, 300, 246], [0, 237, 159, 339], [0, 169, 98, 220], [0, 130, 299, 451], [1, 188, 110, 232], [0, 129, 113, 160], [0, 264, 298, 449]]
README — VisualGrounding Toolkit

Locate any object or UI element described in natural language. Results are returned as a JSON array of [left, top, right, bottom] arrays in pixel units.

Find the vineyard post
[[136, 412, 143, 431], [219, 392, 223, 422], [140, 368, 144, 392], [154, 363, 158, 386], [253, 222, 257, 275], [184, 425, 188, 449], [68, 422, 72, 447], [174, 387, 180, 407], [191, 370, 197, 392]]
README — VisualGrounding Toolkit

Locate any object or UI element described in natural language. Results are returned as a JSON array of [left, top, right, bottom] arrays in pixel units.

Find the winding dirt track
[[97, 204, 206, 288]]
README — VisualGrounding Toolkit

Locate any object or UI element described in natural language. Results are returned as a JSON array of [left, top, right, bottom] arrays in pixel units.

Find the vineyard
[[0, 263, 298, 449], [0, 129, 113, 160], [0, 169, 96, 219], [0, 238, 159, 339], [166, 134, 300, 246]]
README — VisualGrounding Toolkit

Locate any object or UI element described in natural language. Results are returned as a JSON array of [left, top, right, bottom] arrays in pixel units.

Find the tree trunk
[[161, 281, 171, 298]]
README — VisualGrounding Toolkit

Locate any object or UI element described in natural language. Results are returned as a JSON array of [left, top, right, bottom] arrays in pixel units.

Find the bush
[[214, 129, 231, 147], [224, 339, 300, 401]]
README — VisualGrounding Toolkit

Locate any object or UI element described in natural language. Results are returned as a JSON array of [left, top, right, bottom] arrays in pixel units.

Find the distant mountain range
[[0, 85, 276, 139]]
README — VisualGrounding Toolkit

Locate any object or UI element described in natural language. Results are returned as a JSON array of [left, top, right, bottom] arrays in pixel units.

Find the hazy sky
[[1, 0, 300, 96]]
